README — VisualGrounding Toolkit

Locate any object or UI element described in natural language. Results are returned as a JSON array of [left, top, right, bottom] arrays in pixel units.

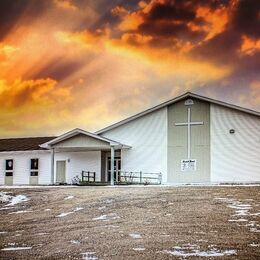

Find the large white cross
[[175, 107, 203, 159]]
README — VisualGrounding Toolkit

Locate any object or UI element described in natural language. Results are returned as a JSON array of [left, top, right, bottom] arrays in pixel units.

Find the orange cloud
[[116, 11, 144, 31], [55, 28, 110, 50], [240, 35, 260, 56], [194, 5, 229, 41], [53, 0, 78, 11], [0, 78, 75, 136], [0, 44, 19, 58], [0, 78, 71, 108]]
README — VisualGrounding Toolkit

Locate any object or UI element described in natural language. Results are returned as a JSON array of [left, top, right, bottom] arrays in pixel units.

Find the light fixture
[[229, 129, 235, 134]]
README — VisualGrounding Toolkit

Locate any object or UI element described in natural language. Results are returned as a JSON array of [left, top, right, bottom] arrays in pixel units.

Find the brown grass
[[0, 186, 259, 259]]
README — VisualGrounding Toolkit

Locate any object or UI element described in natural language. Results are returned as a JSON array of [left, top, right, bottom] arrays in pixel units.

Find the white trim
[[0, 150, 50, 155], [96, 92, 260, 134], [40, 128, 131, 149]]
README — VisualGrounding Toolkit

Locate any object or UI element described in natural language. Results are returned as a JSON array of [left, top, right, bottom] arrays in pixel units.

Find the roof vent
[[184, 99, 194, 106]]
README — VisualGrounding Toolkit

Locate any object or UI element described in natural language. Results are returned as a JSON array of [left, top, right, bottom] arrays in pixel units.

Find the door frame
[[107, 156, 121, 182], [56, 160, 66, 184]]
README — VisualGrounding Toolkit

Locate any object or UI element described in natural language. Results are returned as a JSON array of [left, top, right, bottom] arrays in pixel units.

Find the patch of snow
[[98, 206, 106, 210], [163, 245, 236, 257], [0, 192, 29, 207], [1, 247, 32, 251], [160, 234, 170, 237], [129, 233, 142, 239], [64, 195, 74, 200], [92, 213, 120, 221], [0, 192, 12, 203], [81, 251, 98, 260], [249, 243, 259, 247], [233, 209, 249, 216], [215, 197, 260, 232], [0, 206, 16, 211], [0, 231, 7, 234], [56, 207, 83, 217], [228, 219, 248, 222], [74, 207, 83, 212], [133, 247, 145, 251], [250, 227, 260, 233], [70, 240, 80, 245], [105, 199, 114, 204], [57, 212, 73, 217], [8, 210, 33, 215], [250, 212, 260, 216], [44, 209, 51, 211], [105, 225, 120, 229]]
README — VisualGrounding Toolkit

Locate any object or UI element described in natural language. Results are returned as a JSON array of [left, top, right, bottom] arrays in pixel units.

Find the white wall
[[0, 150, 101, 185], [210, 104, 260, 182], [54, 151, 101, 183], [0, 151, 51, 185], [100, 108, 168, 183]]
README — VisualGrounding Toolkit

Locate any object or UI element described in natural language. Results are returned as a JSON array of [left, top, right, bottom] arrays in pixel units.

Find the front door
[[108, 157, 121, 182], [56, 161, 66, 184]]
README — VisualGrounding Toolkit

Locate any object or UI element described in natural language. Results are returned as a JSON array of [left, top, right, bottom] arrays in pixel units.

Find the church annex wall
[[0, 151, 51, 185], [100, 107, 168, 183], [210, 104, 260, 182]]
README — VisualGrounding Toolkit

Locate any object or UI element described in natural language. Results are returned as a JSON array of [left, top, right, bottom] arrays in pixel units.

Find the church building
[[0, 92, 259, 185]]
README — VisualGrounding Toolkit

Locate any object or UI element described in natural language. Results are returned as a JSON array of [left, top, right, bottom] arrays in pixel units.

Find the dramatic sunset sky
[[0, 0, 259, 137]]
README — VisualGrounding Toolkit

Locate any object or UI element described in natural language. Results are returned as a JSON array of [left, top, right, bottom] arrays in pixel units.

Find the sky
[[0, 0, 259, 137]]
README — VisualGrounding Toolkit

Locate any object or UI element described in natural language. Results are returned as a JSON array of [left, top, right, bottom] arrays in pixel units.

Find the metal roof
[[0, 136, 56, 152], [96, 92, 260, 134]]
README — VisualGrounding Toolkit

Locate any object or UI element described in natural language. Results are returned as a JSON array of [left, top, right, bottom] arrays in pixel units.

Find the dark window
[[6, 159, 13, 171], [30, 171, 38, 177], [31, 159, 39, 170], [6, 172, 13, 177]]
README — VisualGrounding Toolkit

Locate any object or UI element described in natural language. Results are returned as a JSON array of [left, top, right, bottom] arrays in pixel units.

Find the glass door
[[108, 157, 121, 182]]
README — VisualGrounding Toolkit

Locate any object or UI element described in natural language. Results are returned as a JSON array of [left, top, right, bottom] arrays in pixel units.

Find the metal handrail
[[81, 171, 96, 182], [117, 170, 162, 184]]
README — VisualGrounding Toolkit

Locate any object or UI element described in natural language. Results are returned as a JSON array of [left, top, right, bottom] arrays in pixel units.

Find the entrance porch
[[40, 128, 131, 185]]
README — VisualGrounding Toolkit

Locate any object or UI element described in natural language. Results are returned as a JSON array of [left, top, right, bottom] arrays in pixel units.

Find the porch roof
[[39, 128, 131, 151]]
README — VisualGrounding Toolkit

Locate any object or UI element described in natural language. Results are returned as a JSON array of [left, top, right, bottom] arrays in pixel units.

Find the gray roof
[[0, 137, 56, 152], [96, 92, 260, 134]]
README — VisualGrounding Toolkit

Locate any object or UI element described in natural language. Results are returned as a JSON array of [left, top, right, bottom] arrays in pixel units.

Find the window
[[5, 159, 13, 176], [30, 158, 39, 176]]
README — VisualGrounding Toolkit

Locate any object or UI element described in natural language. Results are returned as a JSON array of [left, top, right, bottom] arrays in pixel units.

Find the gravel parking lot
[[0, 185, 259, 259]]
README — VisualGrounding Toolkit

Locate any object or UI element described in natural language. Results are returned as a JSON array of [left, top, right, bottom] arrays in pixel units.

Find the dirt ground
[[0, 186, 259, 259]]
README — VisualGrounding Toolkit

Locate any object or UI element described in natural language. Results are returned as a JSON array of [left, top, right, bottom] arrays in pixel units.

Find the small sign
[[181, 159, 197, 171]]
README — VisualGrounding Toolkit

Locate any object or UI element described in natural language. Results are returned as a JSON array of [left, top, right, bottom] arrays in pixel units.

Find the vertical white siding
[[0, 151, 51, 185], [100, 108, 168, 183], [210, 104, 260, 182], [54, 151, 101, 183]]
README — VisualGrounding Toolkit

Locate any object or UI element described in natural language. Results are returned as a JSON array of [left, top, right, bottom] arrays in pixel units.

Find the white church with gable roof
[[0, 92, 259, 185]]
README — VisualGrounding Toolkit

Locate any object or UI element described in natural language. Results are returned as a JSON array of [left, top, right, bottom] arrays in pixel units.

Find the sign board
[[181, 159, 197, 171]]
